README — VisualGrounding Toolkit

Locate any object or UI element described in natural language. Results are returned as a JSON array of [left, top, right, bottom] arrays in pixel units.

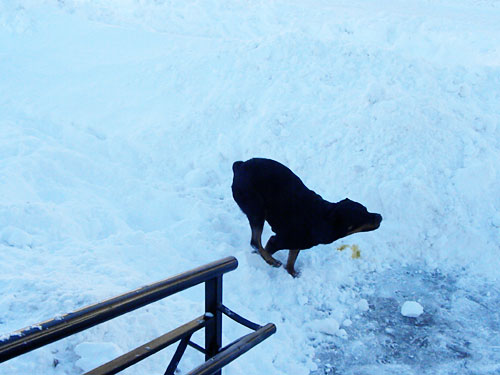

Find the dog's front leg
[[285, 250, 300, 277], [258, 247, 282, 268], [251, 226, 282, 267]]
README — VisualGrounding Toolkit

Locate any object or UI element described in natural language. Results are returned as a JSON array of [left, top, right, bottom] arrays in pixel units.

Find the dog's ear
[[328, 199, 358, 228]]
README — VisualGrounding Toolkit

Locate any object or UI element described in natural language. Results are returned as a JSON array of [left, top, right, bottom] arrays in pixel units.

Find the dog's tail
[[232, 161, 244, 174]]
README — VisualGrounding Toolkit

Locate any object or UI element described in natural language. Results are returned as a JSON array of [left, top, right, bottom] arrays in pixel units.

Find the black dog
[[231, 158, 382, 277]]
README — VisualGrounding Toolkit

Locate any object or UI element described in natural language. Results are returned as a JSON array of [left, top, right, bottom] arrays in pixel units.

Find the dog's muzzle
[[346, 213, 382, 235], [372, 213, 383, 229]]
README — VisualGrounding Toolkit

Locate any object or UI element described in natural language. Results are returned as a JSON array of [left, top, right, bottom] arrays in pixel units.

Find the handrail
[[0, 256, 275, 375], [0, 257, 238, 363], [187, 323, 277, 375], [85, 314, 209, 375]]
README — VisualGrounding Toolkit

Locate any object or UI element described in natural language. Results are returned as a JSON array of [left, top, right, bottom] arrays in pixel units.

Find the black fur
[[232, 158, 382, 277]]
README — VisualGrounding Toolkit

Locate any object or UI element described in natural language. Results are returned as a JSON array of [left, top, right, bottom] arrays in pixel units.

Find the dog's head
[[328, 198, 382, 240]]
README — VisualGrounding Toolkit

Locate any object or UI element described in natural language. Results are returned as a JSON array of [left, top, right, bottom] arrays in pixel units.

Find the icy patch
[[401, 301, 424, 318], [312, 265, 500, 375]]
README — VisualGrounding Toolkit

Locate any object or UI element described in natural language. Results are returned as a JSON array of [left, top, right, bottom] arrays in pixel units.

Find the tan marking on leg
[[252, 226, 281, 267], [285, 249, 300, 277], [250, 226, 263, 250], [258, 246, 282, 267]]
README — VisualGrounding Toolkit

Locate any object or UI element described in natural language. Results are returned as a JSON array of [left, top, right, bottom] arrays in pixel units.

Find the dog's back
[[232, 158, 327, 244], [232, 158, 311, 211]]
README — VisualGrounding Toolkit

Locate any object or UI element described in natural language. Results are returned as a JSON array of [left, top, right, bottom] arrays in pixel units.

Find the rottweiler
[[231, 158, 382, 277]]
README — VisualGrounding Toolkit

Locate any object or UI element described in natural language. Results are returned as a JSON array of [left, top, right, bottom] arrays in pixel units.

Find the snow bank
[[1, 0, 499, 374]]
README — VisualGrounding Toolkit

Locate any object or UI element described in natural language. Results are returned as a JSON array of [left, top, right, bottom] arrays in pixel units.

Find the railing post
[[205, 276, 222, 375]]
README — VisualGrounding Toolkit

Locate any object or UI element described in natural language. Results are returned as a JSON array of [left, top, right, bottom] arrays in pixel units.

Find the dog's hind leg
[[264, 235, 282, 255], [285, 250, 301, 277], [265, 235, 294, 255]]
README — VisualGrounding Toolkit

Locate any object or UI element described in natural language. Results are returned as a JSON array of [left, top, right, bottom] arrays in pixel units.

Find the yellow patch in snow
[[337, 244, 361, 259]]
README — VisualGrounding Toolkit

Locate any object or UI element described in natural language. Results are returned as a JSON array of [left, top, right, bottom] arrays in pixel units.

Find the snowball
[[401, 301, 424, 318], [337, 329, 348, 339], [356, 299, 369, 312], [318, 318, 340, 336], [308, 318, 340, 336], [342, 319, 353, 327]]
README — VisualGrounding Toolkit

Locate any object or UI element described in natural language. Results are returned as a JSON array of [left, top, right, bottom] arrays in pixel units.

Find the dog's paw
[[257, 249, 282, 267], [250, 240, 259, 250], [286, 268, 300, 278], [269, 258, 282, 268]]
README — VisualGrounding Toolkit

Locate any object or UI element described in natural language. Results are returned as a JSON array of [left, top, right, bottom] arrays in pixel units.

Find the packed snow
[[0, 0, 499, 374], [74, 342, 122, 373]]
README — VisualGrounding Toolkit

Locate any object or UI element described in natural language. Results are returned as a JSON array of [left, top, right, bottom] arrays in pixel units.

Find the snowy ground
[[0, 0, 499, 374]]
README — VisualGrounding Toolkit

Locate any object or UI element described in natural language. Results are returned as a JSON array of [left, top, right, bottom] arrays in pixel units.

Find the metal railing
[[0, 256, 276, 375]]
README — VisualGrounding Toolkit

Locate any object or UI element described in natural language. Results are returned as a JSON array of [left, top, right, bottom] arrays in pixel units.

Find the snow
[[74, 342, 122, 373], [401, 301, 424, 318], [0, 0, 499, 374], [342, 319, 353, 327], [307, 318, 340, 337], [356, 299, 370, 312]]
